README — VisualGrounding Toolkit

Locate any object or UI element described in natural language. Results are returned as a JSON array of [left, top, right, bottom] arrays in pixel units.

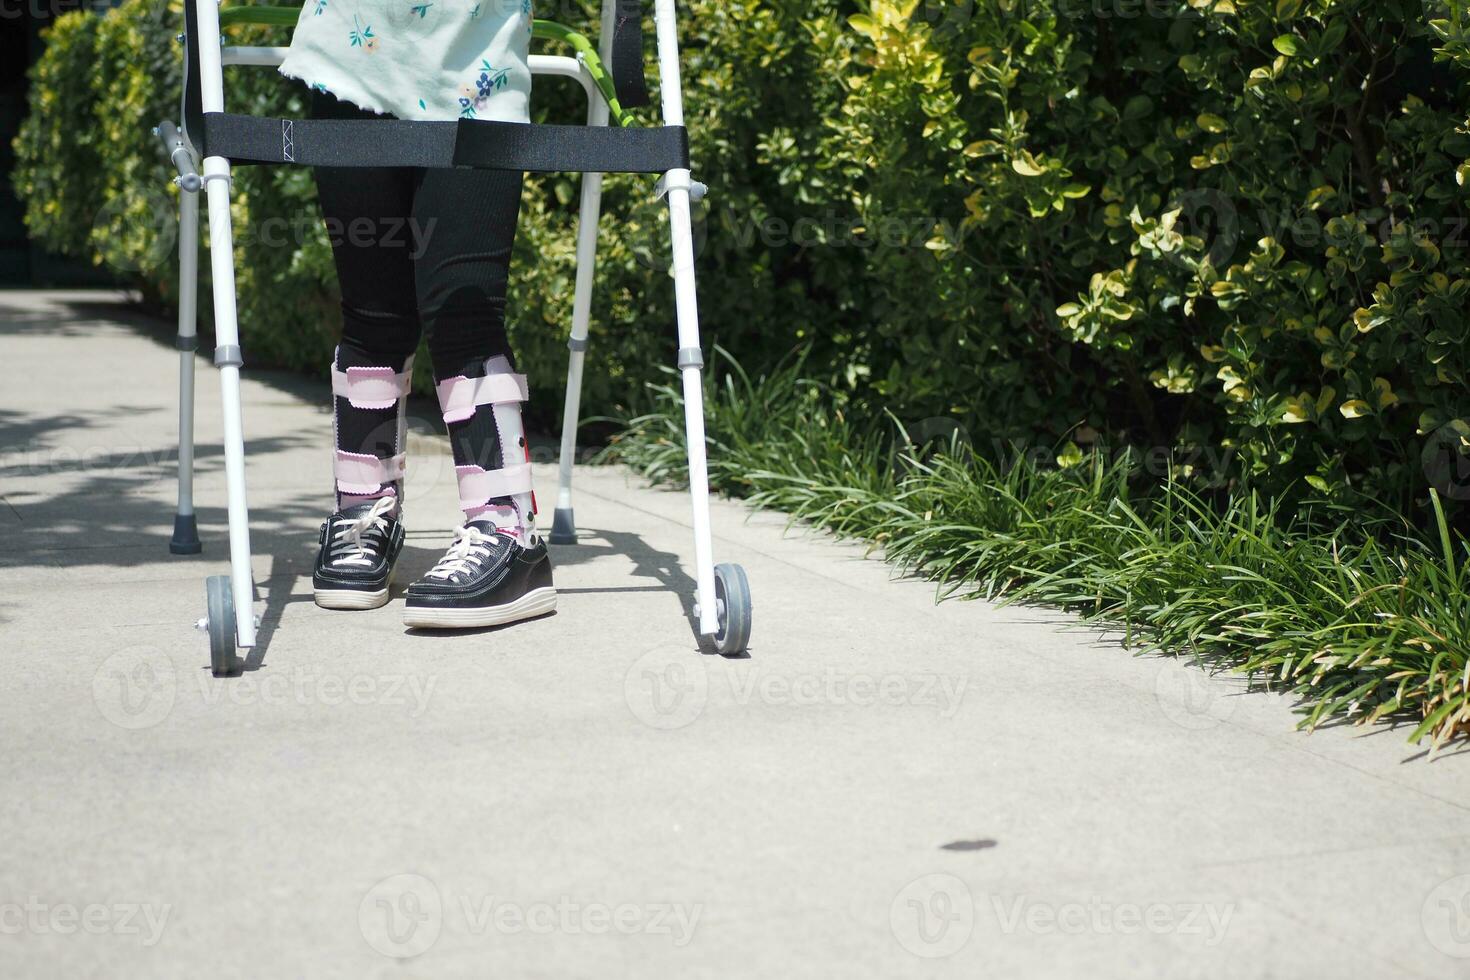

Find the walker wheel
[[711, 562, 752, 656], [206, 575, 240, 678]]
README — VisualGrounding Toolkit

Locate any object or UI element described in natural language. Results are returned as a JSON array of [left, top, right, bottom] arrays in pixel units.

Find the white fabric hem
[[277, 64, 396, 119]]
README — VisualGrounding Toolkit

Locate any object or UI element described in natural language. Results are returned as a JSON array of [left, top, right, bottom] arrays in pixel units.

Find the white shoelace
[[328, 497, 397, 569], [425, 524, 513, 581]]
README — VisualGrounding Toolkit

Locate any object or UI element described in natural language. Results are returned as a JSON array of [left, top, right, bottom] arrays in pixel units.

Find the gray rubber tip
[[548, 507, 577, 545], [169, 513, 202, 555]]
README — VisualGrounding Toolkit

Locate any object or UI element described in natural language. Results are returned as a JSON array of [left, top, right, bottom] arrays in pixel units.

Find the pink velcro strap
[[455, 464, 534, 510], [331, 366, 410, 410], [334, 451, 406, 495], [435, 373, 529, 424]]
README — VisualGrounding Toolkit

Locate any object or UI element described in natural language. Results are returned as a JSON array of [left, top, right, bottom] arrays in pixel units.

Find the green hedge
[[14, 0, 1470, 516]]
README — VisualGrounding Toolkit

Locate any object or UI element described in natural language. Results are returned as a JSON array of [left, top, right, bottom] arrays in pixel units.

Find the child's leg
[[410, 164, 532, 535], [310, 89, 421, 514], [401, 164, 557, 629]]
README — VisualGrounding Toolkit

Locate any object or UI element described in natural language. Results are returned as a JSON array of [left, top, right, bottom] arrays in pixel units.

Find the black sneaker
[[313, 498, 406, 611], [403, 521, 557, 630]]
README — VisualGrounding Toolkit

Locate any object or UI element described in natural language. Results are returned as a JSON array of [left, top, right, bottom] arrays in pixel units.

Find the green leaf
[[1056, 442, 1085, 469], [1011, 151, 1046, 177], [1272, 35, 1299, 56], [1197, 113, 1228, 134]]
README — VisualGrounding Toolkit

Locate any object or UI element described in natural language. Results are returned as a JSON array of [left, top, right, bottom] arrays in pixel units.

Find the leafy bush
[[13, 0, 1470, 514], [815, 0, 1470, 519]]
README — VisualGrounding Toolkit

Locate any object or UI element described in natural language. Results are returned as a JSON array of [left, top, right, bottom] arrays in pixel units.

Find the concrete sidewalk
[[2, 289, 1469, 978]]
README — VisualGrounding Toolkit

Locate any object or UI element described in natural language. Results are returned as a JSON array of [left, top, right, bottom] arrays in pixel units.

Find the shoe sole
[[315, 586, 391, 611], [403, 587, 558, 630]]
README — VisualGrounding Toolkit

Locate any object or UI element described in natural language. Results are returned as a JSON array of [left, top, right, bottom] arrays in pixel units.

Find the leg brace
[[331, 353, 413, 510], [435, 354, 536, 528]]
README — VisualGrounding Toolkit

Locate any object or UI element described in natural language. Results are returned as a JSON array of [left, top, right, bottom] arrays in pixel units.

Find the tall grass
[[602, 351, 1470, 750]]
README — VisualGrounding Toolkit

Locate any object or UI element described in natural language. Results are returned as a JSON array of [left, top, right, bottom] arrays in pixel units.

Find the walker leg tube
[[551, 18, 616, 546], [668, 189, 718, 638], [169, 186, 203, 555], [653, 0, 719, 636], [203, 159, 257, 649], [551, 96, 611, 545], [193, 0, 256, 649]]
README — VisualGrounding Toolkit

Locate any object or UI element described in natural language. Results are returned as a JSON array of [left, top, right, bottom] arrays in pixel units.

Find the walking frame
[[158, 0, 753, 674]]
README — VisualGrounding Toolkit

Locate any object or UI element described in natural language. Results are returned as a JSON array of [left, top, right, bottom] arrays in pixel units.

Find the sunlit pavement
[[3, 289, 1470, 978]]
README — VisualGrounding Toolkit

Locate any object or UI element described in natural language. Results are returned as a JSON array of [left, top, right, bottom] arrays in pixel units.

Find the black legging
[[310, 87, 522, 489]]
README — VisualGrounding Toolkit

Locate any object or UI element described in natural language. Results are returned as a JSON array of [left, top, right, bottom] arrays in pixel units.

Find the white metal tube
[[221, 46, 286, 66], [600, 0, 618, 61], [653, 0, 687, 128], [554, 83, 611, 523], [653, 0, 718, 635], [175, 187, 200, 520], [196, 0, 257, 649], [529, 54, 593, 92]]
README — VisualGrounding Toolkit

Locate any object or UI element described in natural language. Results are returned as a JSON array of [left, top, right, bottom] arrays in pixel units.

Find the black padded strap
[[198, 113, 689, 173], [612, 0, 651, 109], [453, 116, 684, 172]]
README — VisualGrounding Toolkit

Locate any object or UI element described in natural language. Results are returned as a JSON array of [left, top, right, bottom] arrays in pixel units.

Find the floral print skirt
[[278, 0, 534, 123]]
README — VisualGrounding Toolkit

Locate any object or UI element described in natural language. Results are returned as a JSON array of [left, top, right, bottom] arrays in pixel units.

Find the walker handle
[[156, 120, 202, 193]]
